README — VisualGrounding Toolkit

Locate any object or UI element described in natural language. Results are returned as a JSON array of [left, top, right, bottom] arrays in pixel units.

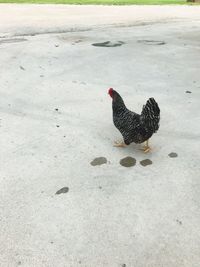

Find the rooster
[[108, 88, 160, 153]]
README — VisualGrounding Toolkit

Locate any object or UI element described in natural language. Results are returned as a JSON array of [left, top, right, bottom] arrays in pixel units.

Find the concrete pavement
[[1, 4, 200, 36], [0, 5, 200, 267]]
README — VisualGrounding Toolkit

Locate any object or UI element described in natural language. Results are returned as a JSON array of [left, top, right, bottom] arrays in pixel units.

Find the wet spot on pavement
[[120, 157, 136, 167], [140, 159, 152, 167], [56, 187, 69, 195], [90, 157, 107, 166], [137, 40, 166, 45], [92, 41, 125, 47], [168, 152, 178, 158]]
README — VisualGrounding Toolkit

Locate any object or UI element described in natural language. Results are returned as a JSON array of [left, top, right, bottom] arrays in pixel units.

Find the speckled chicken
[[108, 88, 160, 152]]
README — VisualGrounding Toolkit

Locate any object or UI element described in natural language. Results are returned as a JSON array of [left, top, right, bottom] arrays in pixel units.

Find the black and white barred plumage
[[109, 89, 160, 145]]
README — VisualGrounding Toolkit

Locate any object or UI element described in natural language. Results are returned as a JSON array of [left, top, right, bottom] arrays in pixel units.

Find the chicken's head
[[108, 88, 114, 98]]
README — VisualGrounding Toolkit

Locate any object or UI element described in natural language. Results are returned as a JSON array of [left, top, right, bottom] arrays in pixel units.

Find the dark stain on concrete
[[92, 41, 125, 47], [91, 157, 107, 166], [20, 66, 25, 71], [176, 219, 182, 225], [186, 90, 192, 93], [168, 152, 178, 158], [138, 40, 166, 45], [140, 159, 152, 167], [120, 157, 136, 167], [75, 40, 83, 43], [56, 187, 69, 195]]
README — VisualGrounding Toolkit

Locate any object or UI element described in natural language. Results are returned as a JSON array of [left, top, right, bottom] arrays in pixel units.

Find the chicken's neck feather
[[112, 92, 127, 113]]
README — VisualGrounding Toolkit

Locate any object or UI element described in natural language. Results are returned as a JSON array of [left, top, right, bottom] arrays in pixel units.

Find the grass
[[0, 0, 190, 4]]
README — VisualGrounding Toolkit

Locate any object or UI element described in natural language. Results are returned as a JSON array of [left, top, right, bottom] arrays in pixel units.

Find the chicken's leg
[[114, 140, 127, 148], [142, 140, 151, 153]]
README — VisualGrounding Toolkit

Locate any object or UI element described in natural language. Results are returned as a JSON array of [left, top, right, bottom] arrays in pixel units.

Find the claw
[[143, 147, 151, 153]]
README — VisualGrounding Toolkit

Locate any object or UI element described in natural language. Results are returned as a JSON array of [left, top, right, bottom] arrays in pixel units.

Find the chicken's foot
[[114, 141, 127, 148], [141, 140, 151, 153]]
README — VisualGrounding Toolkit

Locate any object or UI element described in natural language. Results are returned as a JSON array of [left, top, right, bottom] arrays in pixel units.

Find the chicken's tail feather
[[141, 98, 160, 132]]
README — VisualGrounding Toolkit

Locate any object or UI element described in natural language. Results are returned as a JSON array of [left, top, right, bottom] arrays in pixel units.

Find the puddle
[[120, 157, 136, 167], [140, 159, 152, 167], [168, 152, 178, 158], [186, 90, 192, 93], [55, 187, 69, 195], [0, 38, 27, 45], [137, 40, 166, 45], [92, 41, 125, 47], [91, 157, 107, 166]]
